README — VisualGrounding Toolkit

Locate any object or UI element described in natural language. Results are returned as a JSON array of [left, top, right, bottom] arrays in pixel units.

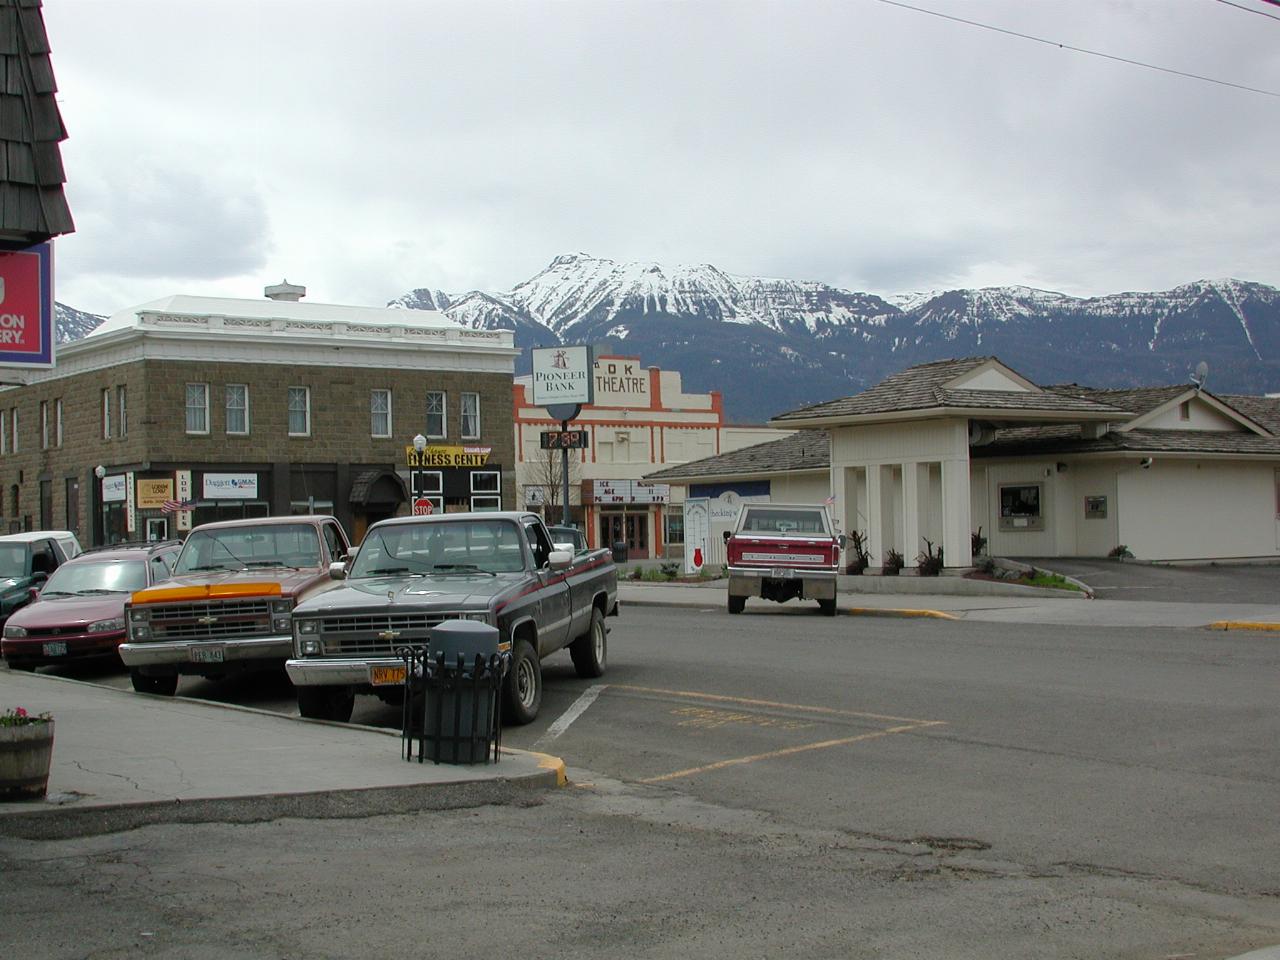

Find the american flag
[[160, 498, 195, 514]]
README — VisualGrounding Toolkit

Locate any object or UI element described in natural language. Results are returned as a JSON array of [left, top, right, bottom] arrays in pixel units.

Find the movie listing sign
[[531, 345, 594, 407]]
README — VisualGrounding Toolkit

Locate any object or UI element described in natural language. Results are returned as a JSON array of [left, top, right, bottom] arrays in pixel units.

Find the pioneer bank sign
[[531, 345, 593, 407]]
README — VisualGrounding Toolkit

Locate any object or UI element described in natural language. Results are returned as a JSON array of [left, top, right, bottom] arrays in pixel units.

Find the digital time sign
[[540, 430, 590, 450]]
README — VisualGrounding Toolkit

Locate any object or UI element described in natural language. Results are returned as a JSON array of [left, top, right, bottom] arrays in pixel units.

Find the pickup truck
[[120, 515, 352, 695], [285, 511, 618, 725], [723, 503, 843, 616]]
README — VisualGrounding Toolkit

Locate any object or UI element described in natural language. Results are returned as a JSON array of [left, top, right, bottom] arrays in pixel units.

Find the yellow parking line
[[1207, 620, 1280, 632], [639, 721, 943, 784], [613, 684, 938, 726]]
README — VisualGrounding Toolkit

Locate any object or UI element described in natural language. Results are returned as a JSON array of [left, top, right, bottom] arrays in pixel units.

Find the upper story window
[[226, 384, 249, 435], [288, 386, 311, 437], [117, 386, 127, 437], [185, 383, 210, 434], [426, 391, 446, 439], [11, 408, 17, 453], [371, 389, 392, 438], [0, 408, 6, 454], [101, 388, 111, 440], [54, 398, 62, 447], [460, 392, 480, 439], [40, 401, 48, 449]]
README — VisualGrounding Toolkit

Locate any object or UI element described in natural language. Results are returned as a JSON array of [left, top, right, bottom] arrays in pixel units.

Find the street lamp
[[412, 434, 426, 454], [410, 435, 427, 504], [94, 465, 105, 479]]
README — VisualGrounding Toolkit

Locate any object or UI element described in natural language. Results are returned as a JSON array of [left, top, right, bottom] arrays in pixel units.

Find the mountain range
[[50, 255, 1280, 424], [390, 254, 1280, 422]]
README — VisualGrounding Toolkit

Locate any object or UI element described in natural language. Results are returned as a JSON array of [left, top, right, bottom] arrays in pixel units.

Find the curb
[[1206, 620, 1280, 632], [846, 607, 958, 621]]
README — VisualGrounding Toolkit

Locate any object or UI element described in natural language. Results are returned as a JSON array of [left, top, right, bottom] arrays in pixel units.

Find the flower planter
[[0, 720, 55, 800]]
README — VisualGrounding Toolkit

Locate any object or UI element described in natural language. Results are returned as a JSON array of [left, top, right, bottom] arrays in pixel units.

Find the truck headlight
[[300, 638, 320, 656], [462, 612, 490, 623], [270, 599, 292, 615], [88, 616, 125, 633], [130, 624, 151, 640], [128, 607, 150, 623], [296, 620, 318, 635], [3, 624, 26, 638]]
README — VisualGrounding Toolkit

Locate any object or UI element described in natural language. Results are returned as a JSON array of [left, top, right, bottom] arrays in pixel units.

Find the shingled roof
[[0, 0, 73, 246], [644, 430, 830, 482], [975, 423, 1280, 458], [773, 357, 1126, 424]]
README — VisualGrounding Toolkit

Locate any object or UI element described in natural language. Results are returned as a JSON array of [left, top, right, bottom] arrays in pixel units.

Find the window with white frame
[[11, 407, 17, 452], [1, 409, 6, 453], [470, 470, 501, 511], [412, 469, 444, 513], [40, 401, 48, 449], [371, 389, 392, 438], [998, 481, 1045, 532], [185, 383, 209, 434], [426, 391, 446, 438], [101, 388, 111, 440], [117, 385, 127, 437], [225, 384, 249, 435], [461, 392, 480, 439], [54, 398, 62, 446], [287, 386, 310, 437]]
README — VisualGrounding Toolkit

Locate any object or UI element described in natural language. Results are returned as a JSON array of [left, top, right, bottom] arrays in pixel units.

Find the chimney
[[264, 279, 306, 302]]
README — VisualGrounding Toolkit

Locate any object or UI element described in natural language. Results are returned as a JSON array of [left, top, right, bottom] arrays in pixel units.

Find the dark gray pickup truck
[[285, 511, 618, 724]]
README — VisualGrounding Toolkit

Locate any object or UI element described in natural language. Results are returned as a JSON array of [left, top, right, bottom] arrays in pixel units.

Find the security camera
[[1139, 457, 1153, 469]]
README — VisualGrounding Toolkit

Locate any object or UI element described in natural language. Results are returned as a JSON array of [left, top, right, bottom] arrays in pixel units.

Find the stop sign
[[412, 498, 433, 516]]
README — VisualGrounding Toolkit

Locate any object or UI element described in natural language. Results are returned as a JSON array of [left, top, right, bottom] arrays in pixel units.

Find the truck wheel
[[130, 669, 178, 697], [570, 607, 607, 678], [818, 597, 837, 617], [297, 686, 355, 723], [727, 594, 746, 615], [503, 638, 542, 725]]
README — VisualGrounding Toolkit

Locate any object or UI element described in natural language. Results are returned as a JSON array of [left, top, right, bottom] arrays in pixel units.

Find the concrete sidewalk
[[0, 669, 564, 840], [618, 580, 1280, 629]]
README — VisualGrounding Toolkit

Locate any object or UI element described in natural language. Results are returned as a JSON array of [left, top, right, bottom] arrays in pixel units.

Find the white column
[[902, 462, 929, 566], [941, 458, 973, 568], [867, 464, 885, 571]]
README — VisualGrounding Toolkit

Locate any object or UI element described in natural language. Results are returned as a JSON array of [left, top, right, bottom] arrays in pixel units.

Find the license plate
[[370, 665, 406, 686], [42, 641, 67, 656], [770, 567, 796, 579], [189, 645, 225, 664]]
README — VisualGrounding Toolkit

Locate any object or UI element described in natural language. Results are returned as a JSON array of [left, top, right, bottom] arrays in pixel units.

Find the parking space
[[1024, 556, 1280, 604]]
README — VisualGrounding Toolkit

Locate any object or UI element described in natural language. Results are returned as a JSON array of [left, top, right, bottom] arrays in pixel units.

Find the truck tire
[[130, 669, 178, 697], [727, 594, 745, 615], [297, 686, 355, 723], [818, 597, 837, 617], [504, 638, 542, 725], [569, 607, 607, 678]]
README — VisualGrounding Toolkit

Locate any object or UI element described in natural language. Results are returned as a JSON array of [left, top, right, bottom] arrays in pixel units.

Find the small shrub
[[1108, 545, 1134, 560], [846, 530, 870, 574], [971, 526, 987, 557], [883, 548, 904, 575], [916, 538, 944, 576], [976, 556, 996, 575], [659, 561, 680, 578]]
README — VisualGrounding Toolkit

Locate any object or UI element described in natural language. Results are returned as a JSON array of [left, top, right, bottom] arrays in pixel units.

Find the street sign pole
[[560, 419, 571, 526]]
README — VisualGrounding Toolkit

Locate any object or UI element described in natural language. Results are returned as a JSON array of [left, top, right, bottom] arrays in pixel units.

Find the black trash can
[[400, 620, 506, 765], [611, 540, 628, 563]]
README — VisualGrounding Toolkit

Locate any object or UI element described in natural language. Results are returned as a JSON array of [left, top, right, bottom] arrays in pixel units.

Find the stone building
[[0, 286, 517, 546]]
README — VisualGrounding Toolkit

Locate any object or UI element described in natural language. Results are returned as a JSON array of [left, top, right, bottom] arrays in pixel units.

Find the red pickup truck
[[723, 503, 843, 616]]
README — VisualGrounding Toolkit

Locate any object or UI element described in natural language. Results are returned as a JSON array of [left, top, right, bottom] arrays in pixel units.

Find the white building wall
[[1067, 463, 1118, 557], [980, 460, 1059, 557], [1117, 460, 1280, 561], [1140, 401, 1241, 431]]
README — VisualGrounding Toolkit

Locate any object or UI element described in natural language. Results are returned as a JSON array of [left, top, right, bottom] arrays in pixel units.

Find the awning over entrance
[[348, 470, 408, 508]]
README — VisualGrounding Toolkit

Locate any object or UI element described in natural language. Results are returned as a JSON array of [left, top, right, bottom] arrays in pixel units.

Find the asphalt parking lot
[[1024, 556, 1280, 603]]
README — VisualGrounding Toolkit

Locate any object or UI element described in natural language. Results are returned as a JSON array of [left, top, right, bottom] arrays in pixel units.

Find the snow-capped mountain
[[392, 255, 1280, 422], [54, 302, 105, 343]]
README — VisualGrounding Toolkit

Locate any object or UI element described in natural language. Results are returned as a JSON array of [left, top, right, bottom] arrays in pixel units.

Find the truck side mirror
[[838, 534, 847, 550], [548, 550, 573, 571], [328, 561, 347, 581], [722, 530, 731, 543]]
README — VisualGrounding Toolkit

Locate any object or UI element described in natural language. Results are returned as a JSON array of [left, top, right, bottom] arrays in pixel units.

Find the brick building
[[0, 286, 517, 546]]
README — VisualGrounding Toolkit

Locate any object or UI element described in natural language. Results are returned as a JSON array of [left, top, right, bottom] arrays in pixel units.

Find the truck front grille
[[316, 611, 468, 657], [147, 600, 273, 641]]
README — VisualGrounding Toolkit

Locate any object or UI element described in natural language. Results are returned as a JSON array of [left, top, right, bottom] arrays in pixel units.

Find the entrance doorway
[[600, 512, 649, 560]]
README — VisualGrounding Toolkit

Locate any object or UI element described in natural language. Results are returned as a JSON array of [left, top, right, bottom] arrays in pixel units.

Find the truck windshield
[[0, 544, 27, 578], [175, 525, 321, 573], [740, 508, 829, 535], [350, 520, 526, 577]]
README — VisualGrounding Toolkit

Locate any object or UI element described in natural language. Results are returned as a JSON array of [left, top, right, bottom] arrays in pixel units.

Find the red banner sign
[[0, 242, 54, 369]]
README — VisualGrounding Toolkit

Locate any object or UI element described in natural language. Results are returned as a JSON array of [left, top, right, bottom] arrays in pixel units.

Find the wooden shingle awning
[[0, 0, 74, 247]]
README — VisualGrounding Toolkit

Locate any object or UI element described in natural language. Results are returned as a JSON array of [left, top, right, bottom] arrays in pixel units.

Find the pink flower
[[14, 707, 26, 718]]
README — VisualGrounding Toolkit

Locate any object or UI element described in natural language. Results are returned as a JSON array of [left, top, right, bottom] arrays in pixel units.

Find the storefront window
[[665, 512, 684, 545], [998, 482, 1044, 531], [426, 391, 446, 438], [471, 470, 500, 511], [291, 499, 336, 516]]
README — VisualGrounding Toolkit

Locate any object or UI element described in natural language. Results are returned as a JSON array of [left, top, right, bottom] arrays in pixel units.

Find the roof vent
[[264, 279, 306, 302]]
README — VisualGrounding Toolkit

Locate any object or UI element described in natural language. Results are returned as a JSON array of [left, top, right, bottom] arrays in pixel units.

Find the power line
[[874, 0, 1280, 99], [1216, 0, 1280, 21]]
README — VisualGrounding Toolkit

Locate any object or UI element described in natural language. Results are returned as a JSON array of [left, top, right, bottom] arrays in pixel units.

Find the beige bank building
[[647, 357, 1280, 569]]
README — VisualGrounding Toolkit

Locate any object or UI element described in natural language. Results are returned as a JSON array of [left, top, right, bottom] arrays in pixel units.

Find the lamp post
[[411, 434, 426, 508], [93, 466, 106, 546]]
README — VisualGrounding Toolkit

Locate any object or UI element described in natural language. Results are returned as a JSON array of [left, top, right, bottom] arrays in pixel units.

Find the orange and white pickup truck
[[722, 503, 844, 616], [119, 515, 351, 696]]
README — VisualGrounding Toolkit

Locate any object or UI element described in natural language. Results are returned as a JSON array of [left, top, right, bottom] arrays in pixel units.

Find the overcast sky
[[43, 0, 1280, 315]]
